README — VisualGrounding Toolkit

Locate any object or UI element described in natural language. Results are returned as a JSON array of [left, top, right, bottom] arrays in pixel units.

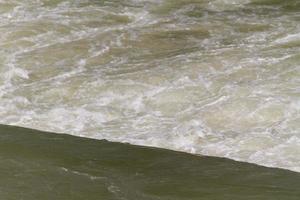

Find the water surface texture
[[0, 0, 300, 171], [1, 125, 300, 200]]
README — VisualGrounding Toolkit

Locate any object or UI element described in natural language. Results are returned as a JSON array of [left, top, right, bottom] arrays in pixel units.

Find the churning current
[[0, 0, 300, 172]]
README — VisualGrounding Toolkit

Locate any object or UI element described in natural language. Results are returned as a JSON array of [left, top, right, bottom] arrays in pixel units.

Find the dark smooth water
[[1, 124, 300, 200]]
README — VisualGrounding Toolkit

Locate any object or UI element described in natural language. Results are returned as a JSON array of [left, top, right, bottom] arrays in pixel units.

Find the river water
[[1, 124, 300, 199], [0, 0, 300, 172]]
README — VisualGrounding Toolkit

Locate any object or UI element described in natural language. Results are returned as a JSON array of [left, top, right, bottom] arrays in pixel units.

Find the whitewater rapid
[[0, 0, 300, 171]]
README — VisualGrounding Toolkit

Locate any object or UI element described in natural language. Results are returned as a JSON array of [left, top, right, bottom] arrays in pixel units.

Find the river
[[0, 0, 300, 172]]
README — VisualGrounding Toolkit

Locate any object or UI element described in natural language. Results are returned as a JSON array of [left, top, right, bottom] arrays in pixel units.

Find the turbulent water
[[0, 0, 300, 172]]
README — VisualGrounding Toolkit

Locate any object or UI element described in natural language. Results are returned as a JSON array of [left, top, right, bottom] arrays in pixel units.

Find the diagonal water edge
[[0, 0, 300, 173], [1, 124, 300, 199]]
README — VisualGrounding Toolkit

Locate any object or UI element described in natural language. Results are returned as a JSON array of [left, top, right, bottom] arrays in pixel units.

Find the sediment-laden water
[[0, 0, 300, 172], [1, 125, 300, 200]]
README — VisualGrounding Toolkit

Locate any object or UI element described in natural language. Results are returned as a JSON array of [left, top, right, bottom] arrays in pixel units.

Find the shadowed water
[[1, 124, 300, 199]]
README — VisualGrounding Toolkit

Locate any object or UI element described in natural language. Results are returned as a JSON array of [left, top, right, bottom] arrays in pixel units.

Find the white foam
[[274, 33, 300, 44], [1, 0, 300, 173]]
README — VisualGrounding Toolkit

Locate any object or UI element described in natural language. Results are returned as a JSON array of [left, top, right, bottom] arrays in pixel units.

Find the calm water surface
[[1, 125, 300, 199]]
